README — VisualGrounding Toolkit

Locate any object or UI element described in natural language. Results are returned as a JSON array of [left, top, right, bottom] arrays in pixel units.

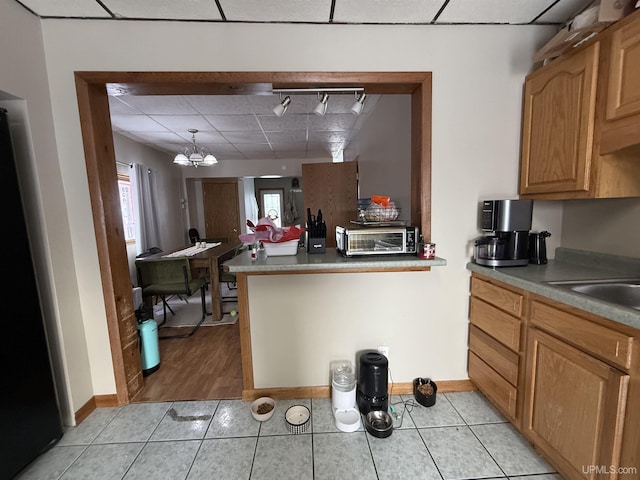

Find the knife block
[[307, 237, 326, 254]]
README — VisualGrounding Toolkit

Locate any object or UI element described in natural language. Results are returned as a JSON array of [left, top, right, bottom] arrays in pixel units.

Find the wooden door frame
[[74, 71, 432, 404]]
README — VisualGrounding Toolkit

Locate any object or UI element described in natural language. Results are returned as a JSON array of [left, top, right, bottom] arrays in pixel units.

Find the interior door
[[203, 178, 241, 243], [302, 161, 358, 248]]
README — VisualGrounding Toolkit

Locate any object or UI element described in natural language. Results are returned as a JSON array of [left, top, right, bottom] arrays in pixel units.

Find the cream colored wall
[[5, 6, 567, 410], [562, 198, 640, 258]]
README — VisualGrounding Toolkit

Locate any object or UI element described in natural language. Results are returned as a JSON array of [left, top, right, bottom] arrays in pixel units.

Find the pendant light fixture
[[173, 129, 218, 167]]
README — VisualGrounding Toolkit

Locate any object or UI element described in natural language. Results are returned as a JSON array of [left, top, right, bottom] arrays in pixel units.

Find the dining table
[[145, 241, 242, 322]]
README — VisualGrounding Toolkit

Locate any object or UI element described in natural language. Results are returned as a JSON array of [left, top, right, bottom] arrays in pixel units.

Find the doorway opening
[[75, 71, 432, 405]]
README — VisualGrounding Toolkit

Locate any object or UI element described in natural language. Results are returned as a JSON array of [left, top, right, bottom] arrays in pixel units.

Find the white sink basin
[[547, 279, 640, 310]]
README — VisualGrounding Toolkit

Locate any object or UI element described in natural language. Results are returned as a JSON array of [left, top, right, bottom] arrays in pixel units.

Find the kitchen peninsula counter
[[223, 248, 447, 273]]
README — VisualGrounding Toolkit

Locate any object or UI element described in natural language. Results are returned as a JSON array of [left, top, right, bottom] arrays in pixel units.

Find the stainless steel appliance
[[336, 225, 418, 256], [474, 199, 533, 267]]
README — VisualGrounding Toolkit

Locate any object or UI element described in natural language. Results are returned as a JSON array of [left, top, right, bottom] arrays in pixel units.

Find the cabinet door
[[601, 17, 640, 154], [523, 328, 629, 480], [519, 43, 599, 196]]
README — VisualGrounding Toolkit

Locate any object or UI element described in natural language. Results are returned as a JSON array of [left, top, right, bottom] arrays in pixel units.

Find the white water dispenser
[[331, 360, 360, 432]]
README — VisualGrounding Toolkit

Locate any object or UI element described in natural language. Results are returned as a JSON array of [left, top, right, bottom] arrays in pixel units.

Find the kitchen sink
[[547, 278, 640, 310]]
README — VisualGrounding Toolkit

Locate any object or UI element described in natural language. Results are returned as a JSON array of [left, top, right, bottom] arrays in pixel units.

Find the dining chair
[[135, 257, 208, 339]]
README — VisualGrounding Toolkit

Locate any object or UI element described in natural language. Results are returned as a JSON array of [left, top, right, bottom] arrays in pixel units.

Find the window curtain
[[131, 163, 161, 254]]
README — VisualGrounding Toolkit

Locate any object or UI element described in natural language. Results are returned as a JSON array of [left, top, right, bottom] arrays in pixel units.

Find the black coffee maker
[[356, 351, 388, 415], [474, 199, 533, 267]]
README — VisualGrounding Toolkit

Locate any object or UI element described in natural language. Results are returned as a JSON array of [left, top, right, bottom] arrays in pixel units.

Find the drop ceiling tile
[[221, 131, 268, 144], [536, 0, 592, 23], [308, 114, 358, 131], [119, 96, 199, 115], [149, 115, 216, 132], [108, 96, 142, 115], [101, 0, 222, 20], [259, 114, 309, 132], [175, 130, 229, 144], [436, 0, 556, 24], [205, 114, 261, 131], [130, 131, 185, 143], [219, 0, 332, 22], [110, 114, 167, 131], [185, 95, 254, 115], [264, 131, 308, 144], [270, 142, 309, 152], [18, 0, 111, 17], [275, 150, 307, 159], [333, 0, 444, 24], [308, 131, 353, 143]]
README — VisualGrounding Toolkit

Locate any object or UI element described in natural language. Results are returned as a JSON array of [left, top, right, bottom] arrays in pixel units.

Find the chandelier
[[173, 129, 218, 167]]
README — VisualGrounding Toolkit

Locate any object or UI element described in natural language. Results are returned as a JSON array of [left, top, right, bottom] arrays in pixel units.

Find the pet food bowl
[[364, 410, 393, 438], [413, 377, 437, 407], [285, 405, 310, 434], [250, 397, 276, 422]]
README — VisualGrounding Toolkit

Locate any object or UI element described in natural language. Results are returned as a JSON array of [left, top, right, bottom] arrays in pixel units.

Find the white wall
[[4, 4, 572, 414], [562, 198, 640, 257]]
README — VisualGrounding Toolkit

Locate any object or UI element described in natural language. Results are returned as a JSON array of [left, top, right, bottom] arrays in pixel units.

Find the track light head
[[350, 92, 367, 115], [273, 95, 291, 117], [313, 93, 329, 116]]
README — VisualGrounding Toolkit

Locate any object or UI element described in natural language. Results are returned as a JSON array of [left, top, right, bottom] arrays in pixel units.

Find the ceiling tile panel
[[110, 115, 166, 132], [127, 131, 185, 144], [536, 0, 593, 23], [119, 96, 199, 115], [259, 114, 309, 132], [176, 130, 229, 144], [221, 131, 269, 144], [264, 131, 308, 144], [219, 0, 332, 22], [436, 0, 557, 24], [186, 95, 255, 115], [333, 0, 445, 24], [101, 0, 222, 20], [149, 115, 216, 132], [18, 0, 111, 17], [205, 114, 261, 131]]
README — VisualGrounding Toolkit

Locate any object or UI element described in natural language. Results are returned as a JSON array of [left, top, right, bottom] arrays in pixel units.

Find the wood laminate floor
[[132, 320, 243, 403]]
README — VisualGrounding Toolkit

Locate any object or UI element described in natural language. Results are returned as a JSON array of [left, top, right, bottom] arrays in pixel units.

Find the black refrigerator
[[0, 108, 63, 480]]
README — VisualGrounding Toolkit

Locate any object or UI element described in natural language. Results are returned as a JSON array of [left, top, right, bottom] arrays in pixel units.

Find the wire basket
[[359, 206, 400, 222]]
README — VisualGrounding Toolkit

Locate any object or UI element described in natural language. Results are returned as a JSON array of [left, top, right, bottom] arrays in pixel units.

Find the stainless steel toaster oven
[[336, 225, 418, 256]]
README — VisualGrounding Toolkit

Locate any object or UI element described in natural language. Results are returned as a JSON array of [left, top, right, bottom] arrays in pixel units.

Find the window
[[117, 173, 136, 242], [259, 189, 284, 228]]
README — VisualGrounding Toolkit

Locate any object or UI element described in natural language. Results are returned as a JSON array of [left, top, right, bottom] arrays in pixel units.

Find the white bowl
[[250, 397, 276, 421]]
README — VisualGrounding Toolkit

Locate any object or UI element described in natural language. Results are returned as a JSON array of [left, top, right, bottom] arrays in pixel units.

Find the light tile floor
[[16, 391, 562, 480]]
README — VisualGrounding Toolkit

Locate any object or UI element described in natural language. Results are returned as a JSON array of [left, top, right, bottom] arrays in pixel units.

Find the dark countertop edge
[[224, 250, 447, 273], [466, 256, 640, 331]]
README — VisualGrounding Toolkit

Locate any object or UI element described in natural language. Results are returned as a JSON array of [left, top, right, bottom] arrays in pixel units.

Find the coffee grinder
[[474, 199, 533, 267]]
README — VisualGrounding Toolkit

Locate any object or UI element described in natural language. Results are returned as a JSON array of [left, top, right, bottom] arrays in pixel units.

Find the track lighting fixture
[[350, 92, 367, 115], [272, 94, 291, 117], [271, 87, 365, 117], [313, 93, 329, 116], [173, 129, 217, 168]]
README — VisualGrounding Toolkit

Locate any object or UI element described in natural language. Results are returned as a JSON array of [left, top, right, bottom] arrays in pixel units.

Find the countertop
[[466, 248, 640, 331], [222, 247, 447, 273]]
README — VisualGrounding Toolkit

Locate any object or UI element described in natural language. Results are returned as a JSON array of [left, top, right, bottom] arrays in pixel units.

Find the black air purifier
[[356, 351, 389, 414]]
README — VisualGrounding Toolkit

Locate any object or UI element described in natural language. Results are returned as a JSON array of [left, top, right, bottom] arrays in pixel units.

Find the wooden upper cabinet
[[601, 16, 640, 154], [519, 42, 599, 196]]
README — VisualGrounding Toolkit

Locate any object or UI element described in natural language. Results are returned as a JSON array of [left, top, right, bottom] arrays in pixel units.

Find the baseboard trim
[[242, 379, 476, 401], [75, 394, 120, 425]]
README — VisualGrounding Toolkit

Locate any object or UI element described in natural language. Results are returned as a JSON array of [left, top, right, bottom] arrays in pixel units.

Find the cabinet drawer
[[470, 296, 521, 351], [471, 277, 523, 317], [469, 324, 519, 386], [468, 351, 517, 420], [529, 300, 634, 370]]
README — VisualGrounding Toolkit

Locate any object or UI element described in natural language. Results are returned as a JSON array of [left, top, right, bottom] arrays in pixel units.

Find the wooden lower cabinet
[[523, 328, 630, 480]]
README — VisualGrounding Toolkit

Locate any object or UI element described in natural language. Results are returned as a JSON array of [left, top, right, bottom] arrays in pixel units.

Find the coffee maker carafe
[[474, 199, 533, 267]]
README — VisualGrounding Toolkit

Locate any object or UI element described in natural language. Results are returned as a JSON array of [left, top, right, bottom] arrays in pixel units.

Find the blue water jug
[[137, 319, 160, 375]]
